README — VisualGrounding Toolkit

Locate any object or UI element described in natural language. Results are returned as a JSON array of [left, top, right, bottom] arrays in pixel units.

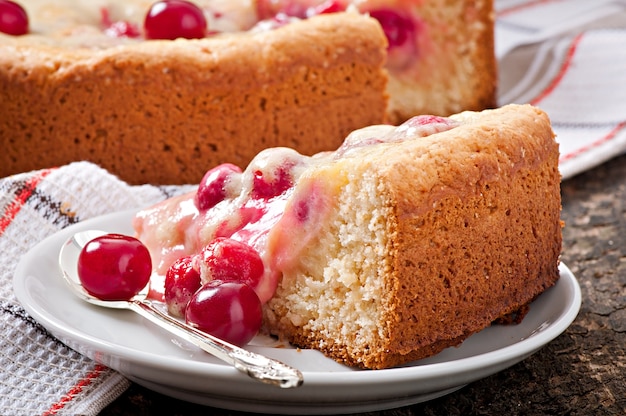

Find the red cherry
[[0, 0, 28, 36], [100, 7, 141, 38], [144, 0, 207, 40], [195, 163, 242, 211], [199, 238, 265, 290], [185, 280, 262, 346], [164, 255, 201, 317], [105, 21, 141, 38], [251, 164, 294, 199], [256, 0, 309, 20], [368, 8, 416, 49], [407, 115, 452, 126], [77, 234, 152, 301]]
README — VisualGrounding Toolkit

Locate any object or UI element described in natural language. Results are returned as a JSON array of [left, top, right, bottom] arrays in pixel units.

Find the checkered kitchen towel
[[0, 163, 189, 415], [2, 1, 626, 414], [496, 0, 626, 179]]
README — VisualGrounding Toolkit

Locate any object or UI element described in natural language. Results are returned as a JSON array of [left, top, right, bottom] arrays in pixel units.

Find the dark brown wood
[[102, 153, 626, 416]]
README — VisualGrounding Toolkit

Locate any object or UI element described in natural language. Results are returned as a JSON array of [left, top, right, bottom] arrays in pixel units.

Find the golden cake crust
[[0, 12, 388, 184], [264, 104, 561, 369]]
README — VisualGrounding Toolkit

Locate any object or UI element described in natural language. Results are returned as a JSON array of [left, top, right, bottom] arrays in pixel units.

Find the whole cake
[[0, 4, 388, 184], [133, 104, 562, 369], [0, 0, 496, 184]]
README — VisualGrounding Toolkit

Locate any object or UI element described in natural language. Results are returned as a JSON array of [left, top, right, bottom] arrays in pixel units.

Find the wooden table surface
[[102, 153, 626, 416]]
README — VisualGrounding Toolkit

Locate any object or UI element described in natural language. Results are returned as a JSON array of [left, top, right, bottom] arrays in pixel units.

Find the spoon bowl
[[59, 230, 147, 309], [58, 230, 303, 389]]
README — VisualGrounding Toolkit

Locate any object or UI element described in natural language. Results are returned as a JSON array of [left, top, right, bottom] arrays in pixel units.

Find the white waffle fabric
[[0, 163, 189, 415]]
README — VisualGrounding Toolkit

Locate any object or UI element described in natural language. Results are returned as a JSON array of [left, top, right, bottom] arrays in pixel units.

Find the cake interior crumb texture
[[264, 105, 562, 369]]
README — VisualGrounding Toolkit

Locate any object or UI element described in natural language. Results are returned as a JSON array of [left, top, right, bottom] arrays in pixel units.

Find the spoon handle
[[128, 299, 303, 388]]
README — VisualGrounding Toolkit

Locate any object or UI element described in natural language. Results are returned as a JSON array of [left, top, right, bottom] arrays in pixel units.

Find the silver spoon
[[58, 229, 303, 389]]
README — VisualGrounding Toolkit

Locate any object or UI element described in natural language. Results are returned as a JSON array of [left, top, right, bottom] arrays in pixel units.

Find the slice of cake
[[133, 104, 562, 369]]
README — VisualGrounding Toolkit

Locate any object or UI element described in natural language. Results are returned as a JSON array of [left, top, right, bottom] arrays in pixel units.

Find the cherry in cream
[[0, 0, 28, 36], [164, 255, 201, 317], [144, 0, 207, 40]]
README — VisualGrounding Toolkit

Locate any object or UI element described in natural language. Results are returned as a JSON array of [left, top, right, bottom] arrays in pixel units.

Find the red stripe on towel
[[43, 364, 108, 415], [497, 0, 563, 18], [0, 169, 53, 236], [530, 33, 584, 105], [559, 121, 626, 164]]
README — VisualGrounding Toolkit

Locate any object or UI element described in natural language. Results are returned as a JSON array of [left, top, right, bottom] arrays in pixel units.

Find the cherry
[[185, 280, 262, 346], [195, 163, 242, 211], [246, 149, 306, 200], [105, 20, 142, 38], [256, 0, 309, 20], [0, 0, 28, 36], [100, 7, 141, 38], [77, 234, 152, 301], [198, 238, 265, 291], [408, 115, 452, 126], [144, 0, 207, 40], [368, 8, 416, 48], [164, 255, 201, 317], [251, 164, 294, 199]]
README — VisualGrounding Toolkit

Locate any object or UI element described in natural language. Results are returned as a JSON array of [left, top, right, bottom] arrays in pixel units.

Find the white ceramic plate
[[13, 209, 581, 414]]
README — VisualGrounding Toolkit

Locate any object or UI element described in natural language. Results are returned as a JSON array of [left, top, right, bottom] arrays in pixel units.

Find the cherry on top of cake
[[0, 0, 28, 35], [2, 0, 422, 70]]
